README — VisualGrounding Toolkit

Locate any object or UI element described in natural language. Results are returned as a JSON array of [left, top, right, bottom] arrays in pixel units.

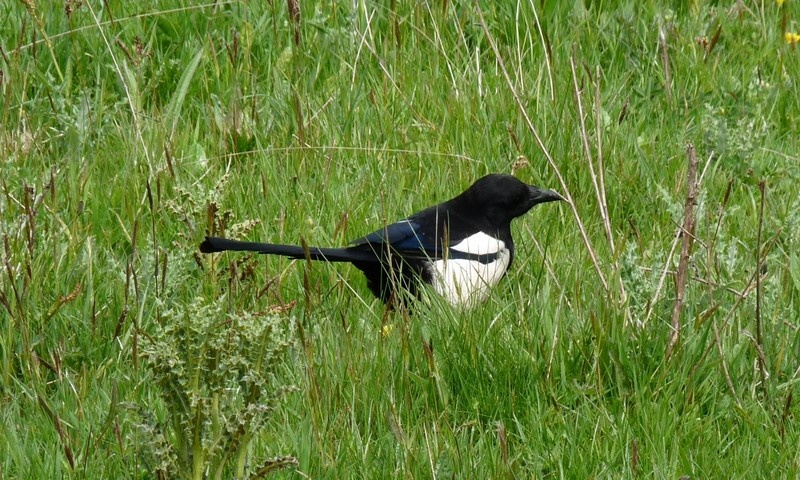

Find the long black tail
[[199, 236, 378, 263]]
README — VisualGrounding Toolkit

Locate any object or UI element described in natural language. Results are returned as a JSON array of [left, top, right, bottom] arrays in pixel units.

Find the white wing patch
[[429, 232, 511, 306], [449, 231, 505, 255]]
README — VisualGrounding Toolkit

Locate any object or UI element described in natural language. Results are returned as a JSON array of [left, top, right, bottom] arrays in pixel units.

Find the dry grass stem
[[659, 23, 672, 105], [527, 0, 554, 101], [475, 2, 609, 294], [755, 180, 768, 398], [85, 0, 151, 168], [594, 65, 613, 253], [712, 319, 743, 409], [287, 0, 301, 46], [570, 52, 613, 251], [645, 151, 715, 324], [688, 256, 772, 398], [666, 143, 699, 359], [569, 54, 630, 321]]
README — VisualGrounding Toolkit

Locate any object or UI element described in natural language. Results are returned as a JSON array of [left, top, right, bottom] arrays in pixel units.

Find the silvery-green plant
[[138, 295, 297, 480]]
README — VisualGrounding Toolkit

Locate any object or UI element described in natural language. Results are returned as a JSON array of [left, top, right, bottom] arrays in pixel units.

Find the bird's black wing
[[350, 216, 500, 263], [350, 219, 438, 254]]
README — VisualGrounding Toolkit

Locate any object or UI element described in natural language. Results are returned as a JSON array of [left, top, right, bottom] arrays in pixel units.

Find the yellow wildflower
[[777, 0, 786, 6], [785, 32, 800, 44], [381, 324, 394, 337]]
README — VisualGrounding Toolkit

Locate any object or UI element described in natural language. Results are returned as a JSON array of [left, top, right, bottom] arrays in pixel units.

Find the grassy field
[[2, 0, 800, 478]]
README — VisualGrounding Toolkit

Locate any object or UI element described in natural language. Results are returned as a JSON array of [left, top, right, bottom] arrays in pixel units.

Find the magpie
[[200, 173, 563, 306]]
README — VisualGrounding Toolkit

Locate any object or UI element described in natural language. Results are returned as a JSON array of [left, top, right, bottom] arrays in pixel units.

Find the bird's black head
[[453, 173, 563, 226]]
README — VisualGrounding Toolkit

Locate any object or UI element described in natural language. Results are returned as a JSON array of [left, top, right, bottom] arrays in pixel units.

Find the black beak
[[529, 186, 564, 205]]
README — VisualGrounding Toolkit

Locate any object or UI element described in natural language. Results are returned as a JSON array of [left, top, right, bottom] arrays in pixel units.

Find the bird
[[200, 173, 563, 306]]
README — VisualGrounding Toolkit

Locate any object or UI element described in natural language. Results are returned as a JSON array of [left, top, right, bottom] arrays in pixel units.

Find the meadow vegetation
[[2, 0, 800, 477]]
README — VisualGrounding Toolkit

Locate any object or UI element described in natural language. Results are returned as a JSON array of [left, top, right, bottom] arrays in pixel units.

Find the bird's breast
[[426, 232, 511, 306]]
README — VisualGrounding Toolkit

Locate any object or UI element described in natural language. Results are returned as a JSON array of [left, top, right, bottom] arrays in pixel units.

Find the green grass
[[2, 0, 800, 478]]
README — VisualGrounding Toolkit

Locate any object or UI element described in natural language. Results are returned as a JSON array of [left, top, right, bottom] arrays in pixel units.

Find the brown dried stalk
[[755, 180, 768, 398], [666, 143, 699, 359], [287, 0, 301, 46], [646, 151, 714, 324]]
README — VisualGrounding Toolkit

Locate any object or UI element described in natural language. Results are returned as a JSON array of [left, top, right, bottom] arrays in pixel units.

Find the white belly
[[428, 232, 511, 306]]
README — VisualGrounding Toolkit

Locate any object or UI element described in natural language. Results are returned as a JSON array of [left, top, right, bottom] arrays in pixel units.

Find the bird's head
[[456, 173, 563, 225]]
